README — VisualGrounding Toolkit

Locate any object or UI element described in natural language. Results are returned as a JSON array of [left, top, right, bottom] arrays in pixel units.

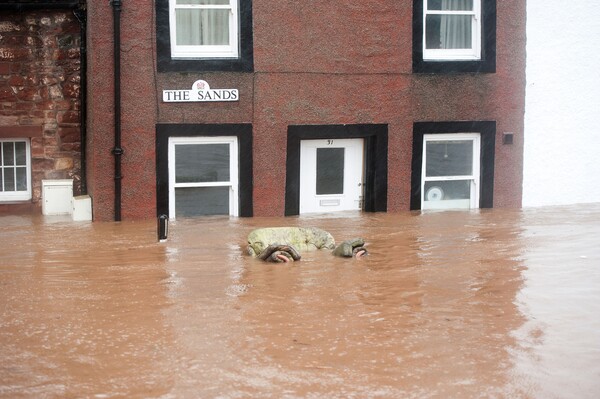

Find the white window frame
[[168, 136, 239, 219], [423, 0, 481, 61], [169, 0, 239, 59], [421, 133, 480, 210], [0, 138, 32, 202]]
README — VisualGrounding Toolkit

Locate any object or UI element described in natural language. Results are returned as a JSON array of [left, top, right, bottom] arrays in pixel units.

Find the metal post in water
[[158, 214, 168, 242]]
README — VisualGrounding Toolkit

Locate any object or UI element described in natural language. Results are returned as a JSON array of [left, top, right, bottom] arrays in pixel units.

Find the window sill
[[157, 55, 253, 73], [413, 58, 496, 74], [423, 56, 482, 62], [0, 197, 33, 203]]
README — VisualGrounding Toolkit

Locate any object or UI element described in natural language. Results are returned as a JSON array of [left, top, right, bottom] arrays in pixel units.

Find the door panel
[[300, 139, 364, 214]]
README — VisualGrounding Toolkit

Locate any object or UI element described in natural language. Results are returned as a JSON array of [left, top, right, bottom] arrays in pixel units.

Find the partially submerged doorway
[[299, 138, 364, 214], [285, 124, 388, 216]]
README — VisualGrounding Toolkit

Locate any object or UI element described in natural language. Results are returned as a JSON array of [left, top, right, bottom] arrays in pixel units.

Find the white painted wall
[[523, 1, 600, 207]]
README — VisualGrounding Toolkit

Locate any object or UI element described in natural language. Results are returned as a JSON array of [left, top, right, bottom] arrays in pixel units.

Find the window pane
[[425, 180, 471, 201], [316, 148, 344, 195], [15, 142, 26, 166], [175, 186, 229, 217], [16, 167, 27, 191], [426, 140, 474, 177], [176, 9, 230, 46], [426, 15, 472, 49], [175, 144, 230, 183], [428, 0, 473, 11], [2, 142, 14, 166], [3, 168, 15, 191], [177, 0, 230, 4]]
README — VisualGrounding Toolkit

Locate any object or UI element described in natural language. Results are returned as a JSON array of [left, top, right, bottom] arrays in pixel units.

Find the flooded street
[[1, 205, 599, 398]]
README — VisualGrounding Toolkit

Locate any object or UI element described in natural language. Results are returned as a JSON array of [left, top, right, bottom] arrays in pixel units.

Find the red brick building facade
[[1, 0, 526, 221]]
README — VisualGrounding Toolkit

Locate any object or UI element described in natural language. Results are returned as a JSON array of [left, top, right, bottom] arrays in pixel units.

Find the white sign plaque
[[162, 80, 239, 103]]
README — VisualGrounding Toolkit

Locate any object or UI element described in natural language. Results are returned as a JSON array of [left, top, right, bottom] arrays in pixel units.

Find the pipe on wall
[[111, 0, 123, 221], [73, 6, 87, 196]]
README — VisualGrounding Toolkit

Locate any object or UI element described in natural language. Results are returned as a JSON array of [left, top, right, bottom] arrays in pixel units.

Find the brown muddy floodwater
[[1, 205, 599, 399]]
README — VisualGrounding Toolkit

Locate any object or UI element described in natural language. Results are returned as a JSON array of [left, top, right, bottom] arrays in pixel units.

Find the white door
[[299, 138, 364, 214], [168, 136, 238, 219], [422, 133, 480, 210]]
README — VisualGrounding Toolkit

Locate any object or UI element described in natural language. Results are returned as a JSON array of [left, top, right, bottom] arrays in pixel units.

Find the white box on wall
[[42, 179, 73, 216], [72, 195, 92, 221]]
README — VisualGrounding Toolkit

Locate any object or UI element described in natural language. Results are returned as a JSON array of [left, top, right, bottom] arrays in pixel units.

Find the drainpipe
[[73, 5, 87, 195], [111, 0, 123, 221]]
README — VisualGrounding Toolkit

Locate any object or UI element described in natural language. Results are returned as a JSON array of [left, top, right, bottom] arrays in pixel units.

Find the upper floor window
[[156, 0, 253, 72], [423, 0, 481, 61], [169, 0, 238, 59], [413, 0, 496, 73]]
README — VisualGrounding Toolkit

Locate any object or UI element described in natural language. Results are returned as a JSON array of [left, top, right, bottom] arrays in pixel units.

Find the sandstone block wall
[[0, 10, 82, 205]]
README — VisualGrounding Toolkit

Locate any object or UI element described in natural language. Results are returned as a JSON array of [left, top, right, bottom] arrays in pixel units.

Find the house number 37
[[327, 140, 334, 145]]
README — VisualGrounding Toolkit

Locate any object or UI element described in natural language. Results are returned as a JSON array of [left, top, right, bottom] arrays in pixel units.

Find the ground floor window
[[411, 121, 495, 211], [422, 133, 480, 210], [0, 139, 31, 202], [168, 136, 238, 218], [156, 124, 253, 219]]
